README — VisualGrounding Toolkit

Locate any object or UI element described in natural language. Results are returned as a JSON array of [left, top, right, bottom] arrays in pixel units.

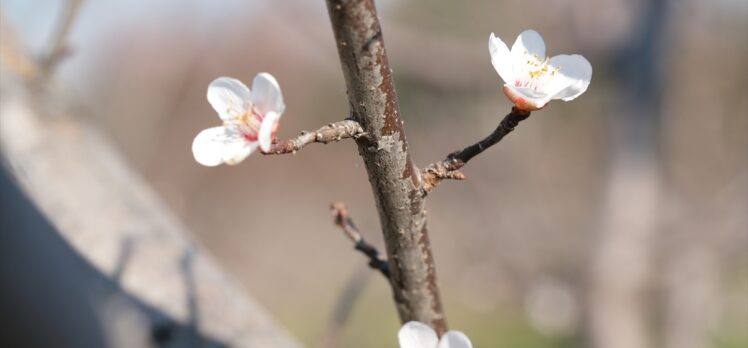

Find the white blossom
[[192, 73, 285, 166], [398, 321, 472, 348], [489, 29, 592, 111]]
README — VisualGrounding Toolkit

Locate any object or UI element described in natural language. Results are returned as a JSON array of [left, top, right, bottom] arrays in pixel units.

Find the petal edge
[[438, 331, 473, 348], [398, 321, 439, 348], [251, 73, 285, 116], [546, 54, 592, 101], [511, 29, 546, 59], [258, 111, 281, 152], [192, 127, 230, 166], [489, 32, 515, 85], [207, 77, 251, 120]]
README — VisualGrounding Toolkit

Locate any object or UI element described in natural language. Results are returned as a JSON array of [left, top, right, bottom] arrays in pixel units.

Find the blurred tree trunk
[[662, 246, 719, 348], [586, 0, 669, 348], [0, 24, 300, 348]]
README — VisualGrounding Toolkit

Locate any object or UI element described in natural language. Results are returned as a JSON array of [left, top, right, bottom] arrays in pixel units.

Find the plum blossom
[[489, 29, 592, 111], [398, 321, 472, 348], [192, 73, 285, 166]]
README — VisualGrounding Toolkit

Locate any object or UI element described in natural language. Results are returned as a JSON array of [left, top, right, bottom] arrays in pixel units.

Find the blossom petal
[[192, 126, 254, 166], [219, 126, 257, 164], [489, 33, 515, 85], [506, 85, 547, 99], [258, 111, 281, 152], [398, 321, 438, 348], [438, 331, 473, 348], [545, 54, 592, 101], [207, 77, 251, 120], [192, 126, 237, 166], [511, 29, 545, 59], [503, 85, 550, 111], [224, 142, 257, 165], [250, 72, 285, 116]]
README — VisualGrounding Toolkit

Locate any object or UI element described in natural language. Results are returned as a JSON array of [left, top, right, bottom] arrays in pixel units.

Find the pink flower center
[[226, 104, 266, 143], [514, 51, 560, 92]]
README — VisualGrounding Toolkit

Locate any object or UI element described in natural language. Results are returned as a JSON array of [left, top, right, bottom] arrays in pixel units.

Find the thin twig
[[39, 0, 84, 77], [421, 107, 531, 193], [330, 202, 390, 279], [262, 120, 365, 155]]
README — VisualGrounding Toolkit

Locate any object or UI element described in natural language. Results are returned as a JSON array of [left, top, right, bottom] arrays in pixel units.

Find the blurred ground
[[2, 0, 747, 347]]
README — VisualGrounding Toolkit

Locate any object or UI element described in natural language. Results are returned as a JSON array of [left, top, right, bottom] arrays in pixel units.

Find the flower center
[[515, 50, 561, 91], [224, 103, 264, 142]]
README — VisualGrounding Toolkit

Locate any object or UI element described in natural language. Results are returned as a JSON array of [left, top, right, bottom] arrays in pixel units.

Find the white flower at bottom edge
[[489, 29, 592, 111], [192, 73, 285, 166], [398, 321, 473, 348]]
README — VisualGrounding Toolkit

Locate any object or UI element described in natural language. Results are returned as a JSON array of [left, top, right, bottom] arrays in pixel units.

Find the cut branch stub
[[325, 0, 447, 334]]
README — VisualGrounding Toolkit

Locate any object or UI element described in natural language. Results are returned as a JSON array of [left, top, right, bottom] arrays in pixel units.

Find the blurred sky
[[4, 0, 747, 93]]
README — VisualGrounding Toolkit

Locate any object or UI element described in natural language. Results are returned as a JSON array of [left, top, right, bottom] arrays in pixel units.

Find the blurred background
[[1, 0, 746, 347]]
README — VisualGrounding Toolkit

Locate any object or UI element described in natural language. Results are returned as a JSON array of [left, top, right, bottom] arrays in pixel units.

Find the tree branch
[[331, 202, 390, 279], [262, 119, 364, 155], [421, 107, 531, 193], [325, 0, 447, 334]]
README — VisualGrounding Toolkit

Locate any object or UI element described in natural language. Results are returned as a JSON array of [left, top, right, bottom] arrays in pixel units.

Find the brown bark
[[324, 0, 446, 334], [262, 120, 364, 155]]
